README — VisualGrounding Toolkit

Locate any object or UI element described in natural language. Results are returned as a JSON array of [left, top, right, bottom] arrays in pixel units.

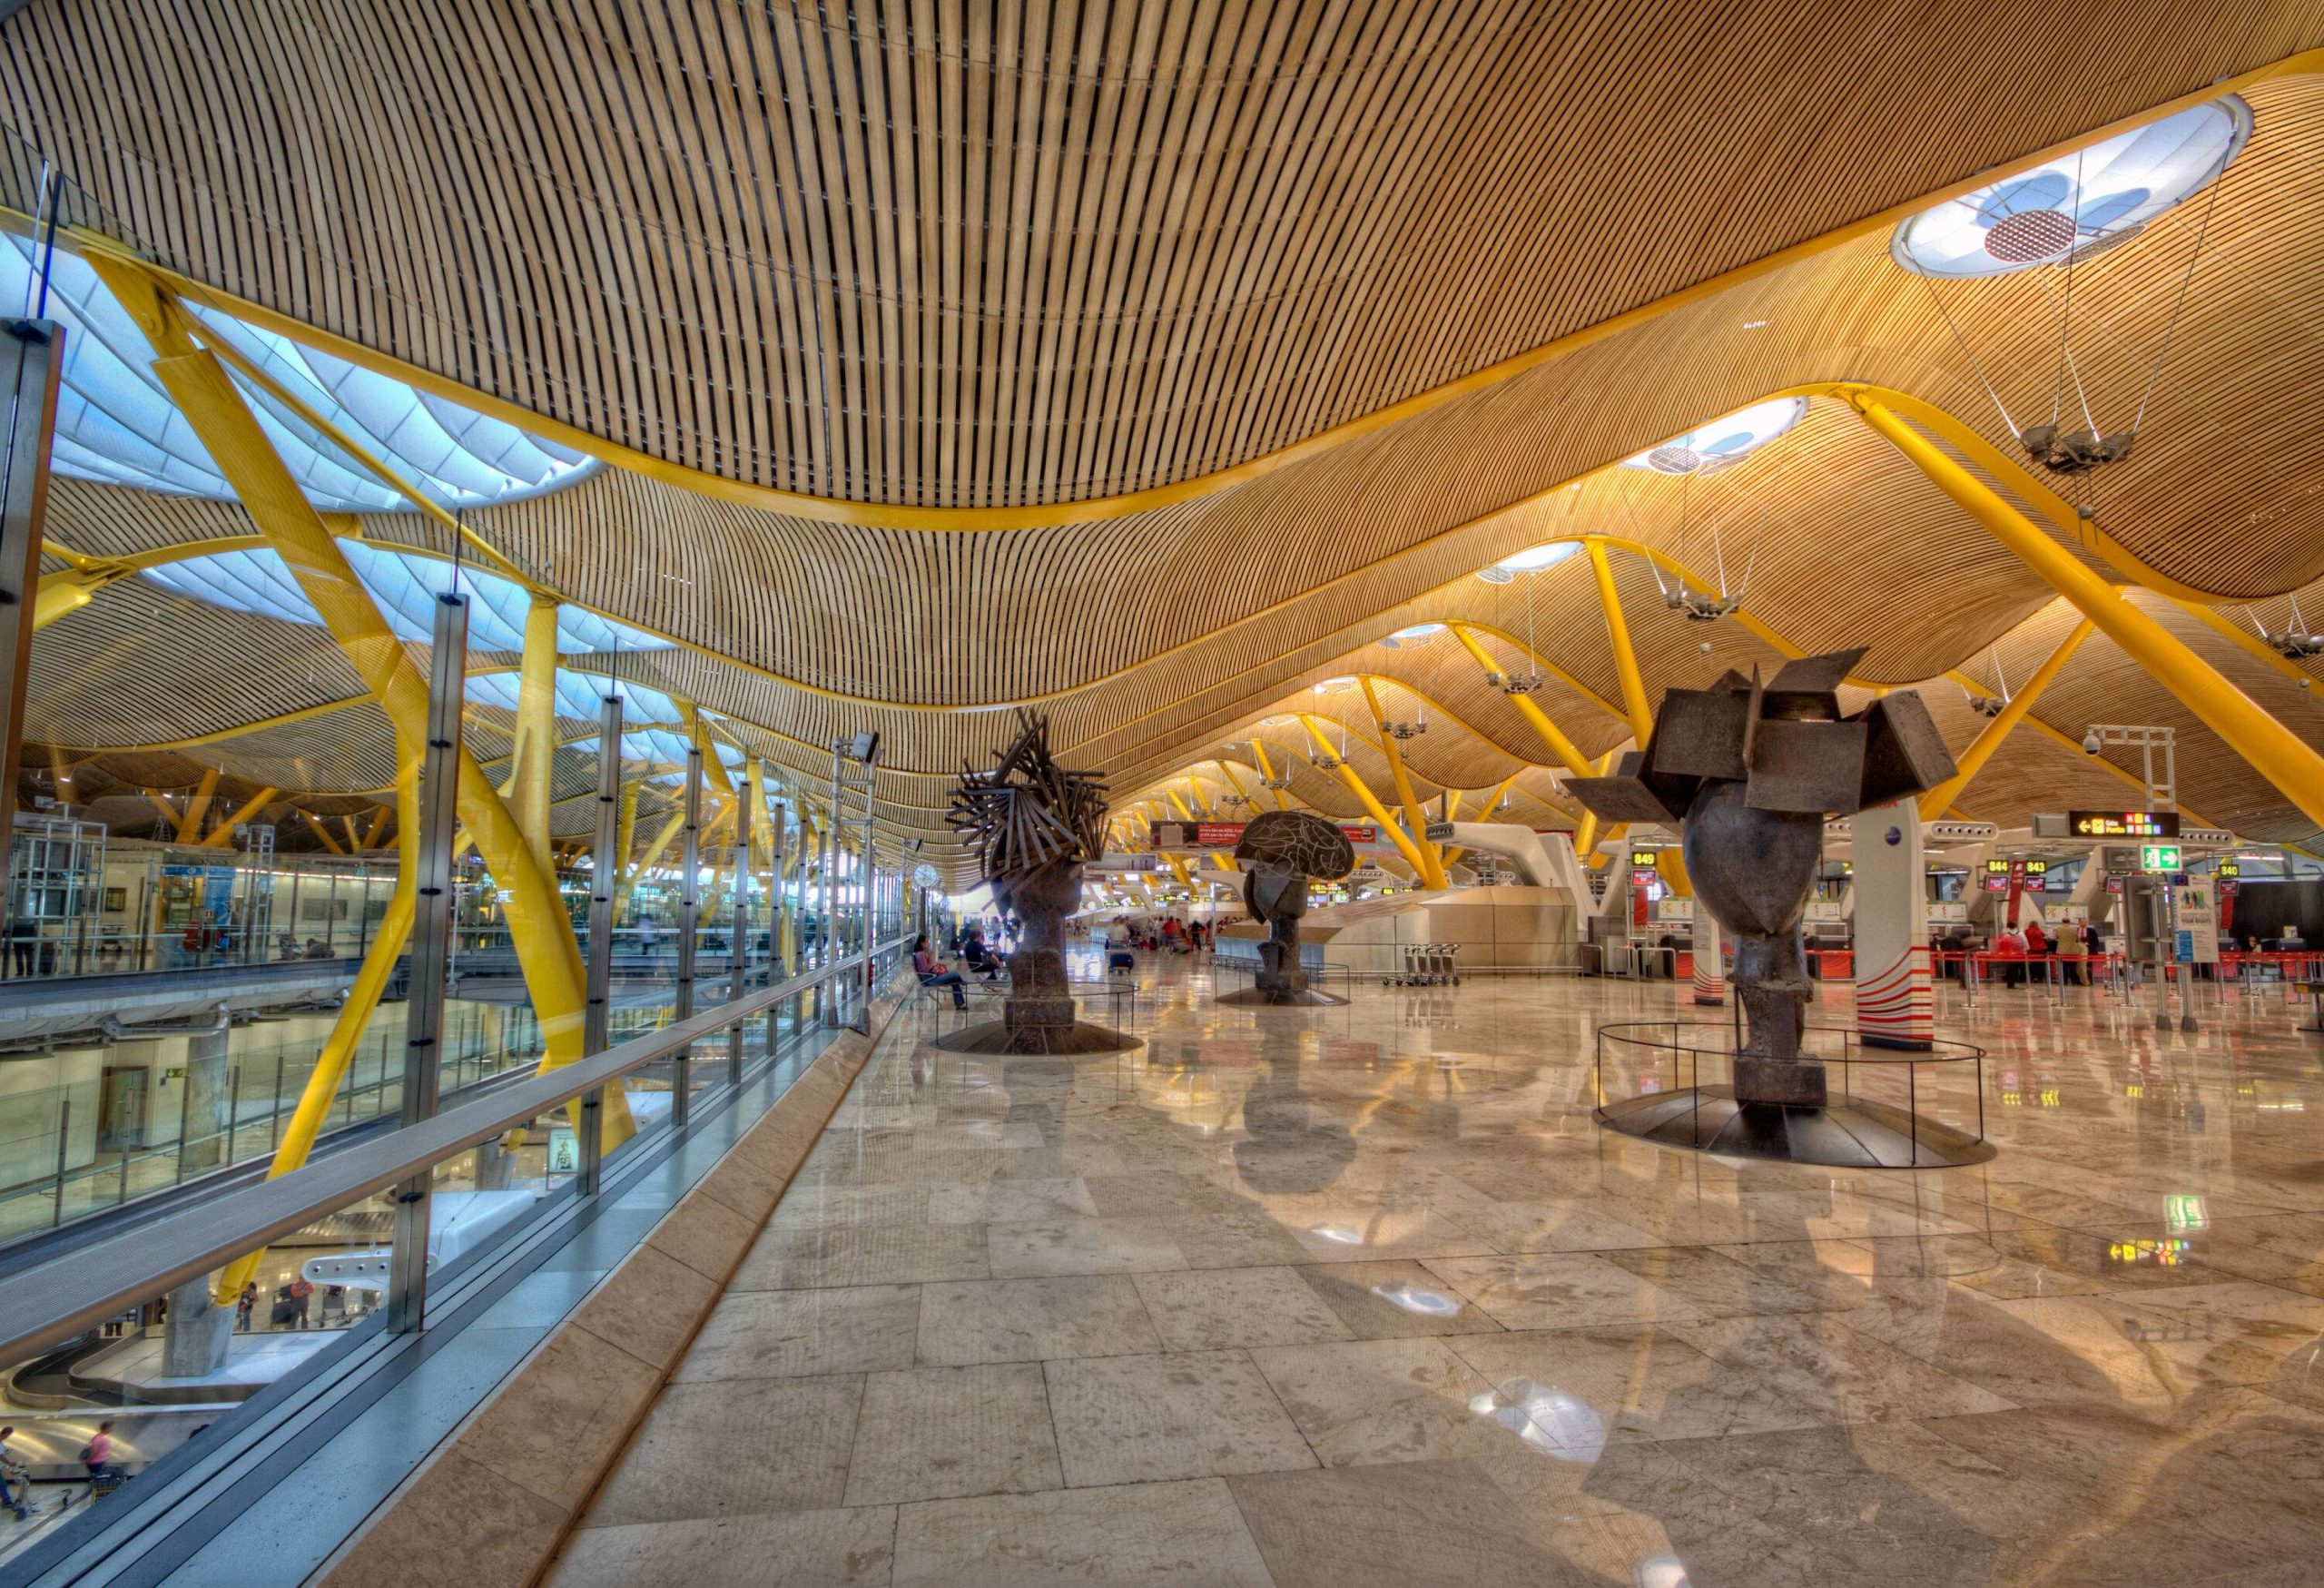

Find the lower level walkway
[[547, 961, 2324, 1586]]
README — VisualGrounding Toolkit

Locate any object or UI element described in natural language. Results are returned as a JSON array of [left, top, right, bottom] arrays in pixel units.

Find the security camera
[[2081, 728, 2102, 755]]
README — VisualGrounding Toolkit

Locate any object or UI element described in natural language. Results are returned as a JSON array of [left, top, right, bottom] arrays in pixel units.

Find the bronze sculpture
[[1567, 651, 1985, 1165], [1219, 810, 1358, 1006], [938, 710, 1136, 1054]]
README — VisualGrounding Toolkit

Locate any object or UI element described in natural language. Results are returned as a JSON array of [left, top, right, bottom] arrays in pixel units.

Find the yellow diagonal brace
[[172, 767, 220, 842], [511, 593, 560, 875], [96, 263, 628, 1142], [1585, 538, 1654, 745], [1917, 617, 2096, 817], [1448, 624, 1598, 778], [1360, 678, 1448, 890], [1297, 714, 1433, 880], [201, 786, 279, 845], [1246, 740, 1289, 810], [298, 808, 346, 855], [1853, 394, 2324, 833], [212, 746, 419, 1303]]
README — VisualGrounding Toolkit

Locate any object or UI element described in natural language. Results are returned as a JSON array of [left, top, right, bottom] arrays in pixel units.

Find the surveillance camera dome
[[2082, 729, 2103, 755]]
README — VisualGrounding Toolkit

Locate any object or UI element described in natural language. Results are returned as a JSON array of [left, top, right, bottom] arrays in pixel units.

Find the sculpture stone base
[[1732, 1056, 1828, 1109], [1219, 984, 1348, 1007], [930, 995, 1138, 1055], [1597, 1086, 1994, 1169]]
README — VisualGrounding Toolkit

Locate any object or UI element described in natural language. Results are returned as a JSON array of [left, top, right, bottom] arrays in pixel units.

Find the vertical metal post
[[766, 798, 785, 1059], [0, 316, 62, 905], [729, 777, 752, 1084], [673, 745, 702, 1124], [386, 592, 466, 1336], [52, 1097, 68, 1226], [578, 693, 622, 1197], [822, 744, 843, 1023], [859, 750, 879, 1027]]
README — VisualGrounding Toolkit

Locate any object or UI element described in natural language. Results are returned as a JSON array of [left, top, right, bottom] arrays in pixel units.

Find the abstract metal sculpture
[[1220, 811, 1357, 1006], [1568, 651, 1979, 1163], [940, 710, 1135, 1054]]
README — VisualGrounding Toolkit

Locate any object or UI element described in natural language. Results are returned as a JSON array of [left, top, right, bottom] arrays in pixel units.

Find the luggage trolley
[[1385, 941, 1461, 987]]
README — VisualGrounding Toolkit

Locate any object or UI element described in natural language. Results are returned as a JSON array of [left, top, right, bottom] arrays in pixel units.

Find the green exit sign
[[2141, 844, 2181, 873]]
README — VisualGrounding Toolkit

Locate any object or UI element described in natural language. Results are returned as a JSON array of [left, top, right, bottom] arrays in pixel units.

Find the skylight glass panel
[[0, 233, 599, 511], [1620, 398, 1806, 475], [139, 545, 673, 650], [1893, 98, 2250, 278]]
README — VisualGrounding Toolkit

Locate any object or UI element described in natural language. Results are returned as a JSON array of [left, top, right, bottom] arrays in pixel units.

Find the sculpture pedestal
[[1732, 1056, 1827, 1109], [932, 951, 1139, 1054], [1597, 1087, 1994, 1169]]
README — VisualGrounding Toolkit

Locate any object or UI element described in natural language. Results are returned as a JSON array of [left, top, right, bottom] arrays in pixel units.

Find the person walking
[[1, 1425, 33, 1520], [235, 1281, 256, 1332], [77, 1420, 123, 1501], [2054, 917, 2085, 985], [912, 934, 968, 1010]]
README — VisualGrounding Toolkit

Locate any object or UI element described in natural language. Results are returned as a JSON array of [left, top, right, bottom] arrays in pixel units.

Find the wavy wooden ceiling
[[6, 0, 2318, 508], [7, 15, 2324, 873]]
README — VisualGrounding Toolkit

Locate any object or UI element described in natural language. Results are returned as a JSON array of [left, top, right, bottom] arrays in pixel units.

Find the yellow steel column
[[95, 267, 627, 1140], [1246, 739, 1290, 810], [1585, 538, 1655, 744], [1360, 678, 1449, 890], [1917, 616, 2097, 817], [1851, 394, 2324, 832], [1296, 713, 1435, 879], [1448, 624, 1600, 778], [512, 592, 560, 876], [172, 768, 221, 842], [213, 744, 420, 1303], [200, 785, 279, 846], [1571, 752, 1615, 868]]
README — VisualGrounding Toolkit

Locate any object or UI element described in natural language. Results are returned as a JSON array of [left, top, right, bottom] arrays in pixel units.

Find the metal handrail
[[0, 934, 910, 1366]]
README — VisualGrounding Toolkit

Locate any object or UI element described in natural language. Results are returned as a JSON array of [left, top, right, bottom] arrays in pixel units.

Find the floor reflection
[[555, 958, 2324, 1587]]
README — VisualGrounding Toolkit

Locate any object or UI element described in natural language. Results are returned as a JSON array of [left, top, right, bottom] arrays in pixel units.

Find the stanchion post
[[387, 591, 466, 1335]]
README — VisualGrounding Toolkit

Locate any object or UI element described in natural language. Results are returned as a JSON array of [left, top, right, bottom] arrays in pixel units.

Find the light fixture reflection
[[1371, 1282, 1462, 1317], [1467, 1377, 1604, 1460]]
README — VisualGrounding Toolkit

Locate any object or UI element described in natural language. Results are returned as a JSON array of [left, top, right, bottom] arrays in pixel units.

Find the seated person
[[960, 932, 1001, 978], [912, 934, 967, 1009]]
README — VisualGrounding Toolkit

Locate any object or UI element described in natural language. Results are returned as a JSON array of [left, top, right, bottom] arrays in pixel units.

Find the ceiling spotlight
[[2022, 423, 2134, 477]]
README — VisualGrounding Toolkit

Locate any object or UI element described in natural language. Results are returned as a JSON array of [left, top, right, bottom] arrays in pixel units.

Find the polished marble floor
[[550, 959, 2324, 1586]]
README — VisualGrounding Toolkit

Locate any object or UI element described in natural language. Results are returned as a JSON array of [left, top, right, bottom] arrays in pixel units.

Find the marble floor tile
[[842, 1363, 1064, 1505], [1045, 1349, 1318, 1486], [586, 1375, 862, 1526], [1248, 1336, 1521, 1466], [561, 962, 2324, 1581], [987, 1216, 1190, 1277], [733, 1221, 991, 1289], [550, 1505, 897, 1586], [1664, 1310, 2018, 1425], [1132, 1265, 1356, 1351], [1296, 1259, 1506, 1337], [892, 1478, 1273, 1586], [675, 1285, 921, 1382], [1162, 1210, 1316, 1267], [1285, 1207, 1494, 1263], [1596, 1244, 1832, 1318], [1422, 1250, 1706, 1330], [917, 1275, 1161, 1366], [926, 1177, 1099, 1224], [1227, 1457, 1599, 1588]]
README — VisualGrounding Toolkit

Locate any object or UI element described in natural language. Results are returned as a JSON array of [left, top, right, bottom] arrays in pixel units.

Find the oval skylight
[[1477, 542, 1581, 583], [5, 238, 597, 510], [1379, 623, 1446, 649], [1892, 97, 2250, 278], [1620, 398, 1806, 476], [139, 545, 672, 652]]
